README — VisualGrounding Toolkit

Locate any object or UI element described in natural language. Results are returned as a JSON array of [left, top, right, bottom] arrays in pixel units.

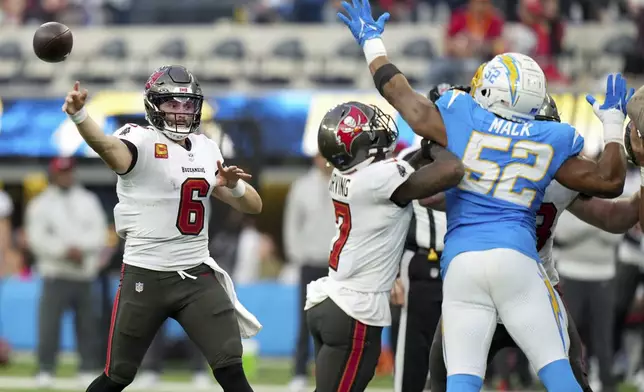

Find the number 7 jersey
[[436, 90, 584, 273], [305, 158, 414, 326], [112, 124, 222, 271]]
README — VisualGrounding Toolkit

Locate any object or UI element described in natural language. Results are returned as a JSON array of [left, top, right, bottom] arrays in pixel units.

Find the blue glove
[[586, 73, 633, 144], [337, 0, 390, 47], [586, 73, 633, 116]]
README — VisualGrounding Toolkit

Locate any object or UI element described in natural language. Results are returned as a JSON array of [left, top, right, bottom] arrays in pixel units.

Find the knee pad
[[538, 359, 583, 392], [208, 332, 243, 370], [446, 374, 483, 392], [85, 373, 127, 392]]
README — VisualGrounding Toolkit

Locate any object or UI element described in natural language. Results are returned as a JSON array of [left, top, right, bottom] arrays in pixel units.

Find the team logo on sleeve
[[336, 105, 370, 154], [155, 143, 168, 159], [119, 127, 131, 136], [397, 164, 407, 177]]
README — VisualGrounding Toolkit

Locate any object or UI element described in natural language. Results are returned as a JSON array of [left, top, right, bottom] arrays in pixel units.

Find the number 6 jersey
[[435, 90, 584, 274], [112, 124, 223, 271], [305, 157, 414, 326]]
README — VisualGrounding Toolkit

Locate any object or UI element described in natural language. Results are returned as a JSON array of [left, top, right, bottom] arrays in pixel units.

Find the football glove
[[338, 0, 390, 47]]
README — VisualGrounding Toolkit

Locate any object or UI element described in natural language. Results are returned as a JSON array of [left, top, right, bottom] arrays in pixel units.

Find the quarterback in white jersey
[[305, 101, 464, 392], [61, 65, 262, 392]]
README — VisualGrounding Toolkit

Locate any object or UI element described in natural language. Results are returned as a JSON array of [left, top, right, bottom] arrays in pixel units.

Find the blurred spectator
[[0, 190, 14, 276], [375, 0, 415, 22], [291, 0, 325, 22], [102, 0, 132, 24], [512, 0, 568, 84], [24, 158, 107, 388], [0, 0, 27, 26], [624, 0, 644, 77], [251, 0, 289, 23], [555, 210, 621, 392], [284, 153, 335, 392], [427, 0, 504, 85], [233, 217, 263, 284]]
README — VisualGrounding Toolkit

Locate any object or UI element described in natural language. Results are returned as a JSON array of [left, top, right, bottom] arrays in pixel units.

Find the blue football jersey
[[436, 90, 584, 275]]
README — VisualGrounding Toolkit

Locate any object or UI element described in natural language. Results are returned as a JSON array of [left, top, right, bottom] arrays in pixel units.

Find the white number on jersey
[[460, 131, 554, 207]]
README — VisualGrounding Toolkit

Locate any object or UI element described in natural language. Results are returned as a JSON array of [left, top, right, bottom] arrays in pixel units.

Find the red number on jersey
[[329, 200, 352, 271], [176, 178, 211, 236], [536, 202, 558, 251]]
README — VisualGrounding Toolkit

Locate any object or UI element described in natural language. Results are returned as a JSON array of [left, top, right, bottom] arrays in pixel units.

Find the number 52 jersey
[[436, 91, 584, 273], [112, 124, 223, 271]]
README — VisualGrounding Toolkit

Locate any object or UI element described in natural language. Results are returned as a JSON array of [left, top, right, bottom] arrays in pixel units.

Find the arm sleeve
[[75, 193, 108, 254], [370, 159, 415, 202], [25, 197, 67, 259]]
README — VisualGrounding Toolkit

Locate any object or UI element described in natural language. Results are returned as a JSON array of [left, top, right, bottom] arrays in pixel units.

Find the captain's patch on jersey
[[155, 143, 168, 159]]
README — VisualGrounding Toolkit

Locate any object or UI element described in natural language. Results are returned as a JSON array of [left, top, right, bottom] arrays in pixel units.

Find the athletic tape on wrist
[[230, 181, 246, 198], [69, 107, 88, 125], [363, 38, 387, 65]]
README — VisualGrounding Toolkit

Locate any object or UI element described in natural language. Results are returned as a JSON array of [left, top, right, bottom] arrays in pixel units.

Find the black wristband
[[373, 64, 402, 96]]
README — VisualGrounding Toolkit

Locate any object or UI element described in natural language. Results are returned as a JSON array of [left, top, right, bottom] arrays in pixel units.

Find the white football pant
[[441, 248, 569, 378]]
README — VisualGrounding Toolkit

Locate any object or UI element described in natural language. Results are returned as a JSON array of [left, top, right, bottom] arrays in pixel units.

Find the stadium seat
[[396, 38, 435, 86], [310, 40, 362, 87], [196, 39, 246, 85], [603, 34, 635, 56], [0, 41, 23, 84], [131, 38, 188, 85], [587, 34, 634, 78], [250, 39, 305, 86], [21, 52, 56, 85], [74, 38, 128, 85]]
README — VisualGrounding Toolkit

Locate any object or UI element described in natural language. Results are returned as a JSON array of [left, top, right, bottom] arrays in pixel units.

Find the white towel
[[204, 257, 262, 338]]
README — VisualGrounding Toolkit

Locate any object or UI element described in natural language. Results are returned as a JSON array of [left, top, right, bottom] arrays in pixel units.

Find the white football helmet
[[470, 52, 547, 122]]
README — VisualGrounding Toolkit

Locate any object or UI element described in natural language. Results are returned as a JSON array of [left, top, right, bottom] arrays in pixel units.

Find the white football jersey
[[113, 124, 223, 271], [537, 180, 579, 285], [305, 157, 415, 326]]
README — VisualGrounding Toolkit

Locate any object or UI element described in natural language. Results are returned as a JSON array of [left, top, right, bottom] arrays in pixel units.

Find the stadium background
[[0, 0, 642, 390]]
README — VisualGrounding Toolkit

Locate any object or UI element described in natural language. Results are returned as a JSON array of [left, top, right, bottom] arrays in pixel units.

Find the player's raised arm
[[62, 81, 133, 174], [555, 74, 632, 198], [567, 192, 640, 234], [391, 142, 464, 205], [337, 0, 447, 146]]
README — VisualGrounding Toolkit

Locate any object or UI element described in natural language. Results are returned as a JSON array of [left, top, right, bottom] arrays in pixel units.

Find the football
[[33, 22, 73, 63]]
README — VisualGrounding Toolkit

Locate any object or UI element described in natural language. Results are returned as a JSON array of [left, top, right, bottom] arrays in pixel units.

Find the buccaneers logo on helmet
[[336, 105, 370, 155]]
